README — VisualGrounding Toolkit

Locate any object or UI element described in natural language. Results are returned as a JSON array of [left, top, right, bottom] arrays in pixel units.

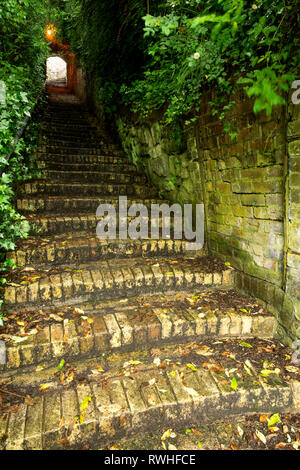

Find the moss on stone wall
[[116, 115, 203, 207]]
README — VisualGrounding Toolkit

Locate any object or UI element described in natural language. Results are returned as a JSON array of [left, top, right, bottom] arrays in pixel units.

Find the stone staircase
[[0, 94, 299, 450]]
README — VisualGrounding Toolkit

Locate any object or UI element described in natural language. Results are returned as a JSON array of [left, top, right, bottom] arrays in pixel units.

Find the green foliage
[[62, 0, 299, 126], [0, 0, 51, 299], [122, 0, 299, 124], [61, 0, 149, 112]]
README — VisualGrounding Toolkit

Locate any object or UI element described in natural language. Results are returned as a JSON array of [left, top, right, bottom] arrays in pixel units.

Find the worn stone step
[[4, 257, 234, 309], [33, 153, 128, 165], [0, 288, 276, 372], [39, 140, 114, 150], [25, 209, 177, 236], [41, 116, 92, 125], [17, 196, 166, 214], [39, 136, 105, 146], [40, 124, 99, 134], [9, 235, 202, 267], [42, 111, 90, 120], [21, 181, 157, 198], [37, 170, 147, 185], [41, 122, 99, 131], [40, 119, 97, 128], [35, 160, 136, 174], [26, 213, 100, 235], [41, 119, 96, 128], [40, 135, 104, 145], [0, 337, 297, 450], [40, 124, 104, 133], [44, 106, 89, 113], [37, 145, 122, 155]]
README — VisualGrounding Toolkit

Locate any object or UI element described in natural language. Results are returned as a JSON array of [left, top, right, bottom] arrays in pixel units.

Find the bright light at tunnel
[[47, 57, 67, 83]]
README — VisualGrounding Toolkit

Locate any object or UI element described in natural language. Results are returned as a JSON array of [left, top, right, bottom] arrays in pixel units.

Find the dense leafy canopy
[[62, 0, 299, 124]]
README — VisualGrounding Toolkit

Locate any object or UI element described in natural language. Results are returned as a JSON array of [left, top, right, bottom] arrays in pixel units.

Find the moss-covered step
[[0, 337, 298, 450]]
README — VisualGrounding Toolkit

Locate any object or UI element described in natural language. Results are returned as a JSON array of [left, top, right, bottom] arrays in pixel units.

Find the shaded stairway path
[[0, 93, 299, 450]]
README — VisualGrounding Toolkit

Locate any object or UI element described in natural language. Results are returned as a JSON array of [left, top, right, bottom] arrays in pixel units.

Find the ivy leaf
[[231, 376, 238, 390], [186, 363, 198, 372], [267, 413, 280, 427], [80, 396, 92, 413]]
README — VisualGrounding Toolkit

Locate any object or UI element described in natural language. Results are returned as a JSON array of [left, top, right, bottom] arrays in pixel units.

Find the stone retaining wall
[[113, 87, 300, 345], [116, 115, 203, 207]]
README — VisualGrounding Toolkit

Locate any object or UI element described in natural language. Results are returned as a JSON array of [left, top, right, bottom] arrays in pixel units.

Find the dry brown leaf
[[119, 413, 126, 428], [60, 438, 70, 448], [259, 414, 269, 423], [230, 439, 238, 450]]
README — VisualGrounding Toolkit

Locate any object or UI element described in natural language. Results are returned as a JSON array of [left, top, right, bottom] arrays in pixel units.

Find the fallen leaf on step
[[161, 429, 172, 440], [255, 429, 267, 444], [74, 308, 85, 315], [50, 314, 63, 322], [186, 363, 198, 371], [39, 383, 53, 391], [259, 414, 269, 423]]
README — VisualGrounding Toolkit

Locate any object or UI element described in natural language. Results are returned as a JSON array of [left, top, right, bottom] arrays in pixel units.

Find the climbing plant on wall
[[62, 0, 299, 125], [122, 0, 299, 125], [0, 0, 52, 309]]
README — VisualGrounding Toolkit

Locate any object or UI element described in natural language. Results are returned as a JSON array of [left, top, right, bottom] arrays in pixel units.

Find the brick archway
[[47, 40, 78, 93], [46, 56, 67, 85]]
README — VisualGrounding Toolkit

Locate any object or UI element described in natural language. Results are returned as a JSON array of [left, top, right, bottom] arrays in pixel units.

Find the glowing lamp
[[46, 25, 56, 41]]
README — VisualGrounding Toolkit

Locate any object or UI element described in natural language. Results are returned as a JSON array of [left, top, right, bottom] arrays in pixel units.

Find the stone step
[[4, 257, 234, 309], [40, 133, 104, 143], [26, 209, 177, 236], [33, 153, 128, 165], [40, 121, 99, 131], [43, 106, 91, 117], [41, 122, 104, 131], [26, 213, 100, 235], [40, 123, 99, 133], [41, 118, 97, 127], [37, 145, 121, 155], [41, 116, 92, 125], [44, 105, 91, 111], [40, 113, 95, 124], [37, 170, 147, 185], [17, 196, 165, 214], [41, 118, 97, 128], [39, 139, 114, 150], [35, 160, 136, 174], [39, 135, 106, 145], [0, 337, 297, 450], [9, 235, 202, 267], [21, 181, 157, 198], [1, 288, 275, 372]]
